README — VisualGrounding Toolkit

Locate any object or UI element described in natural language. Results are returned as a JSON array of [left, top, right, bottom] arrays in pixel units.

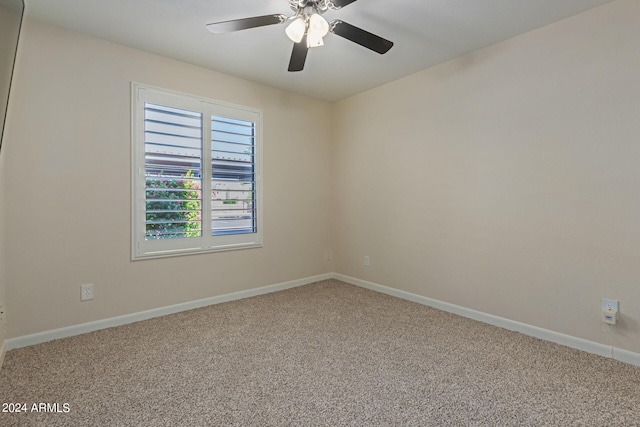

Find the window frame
[[131, 82, 263, 260]]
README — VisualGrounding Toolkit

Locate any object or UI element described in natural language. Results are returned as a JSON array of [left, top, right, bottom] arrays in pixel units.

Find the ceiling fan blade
[[206, 14, 287, 34], [330, 20, 393, 54], [288, 36, 308, 72], [331, 0, 360, 8]]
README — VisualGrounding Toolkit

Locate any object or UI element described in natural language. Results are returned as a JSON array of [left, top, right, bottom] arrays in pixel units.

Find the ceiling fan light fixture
[[308, 13, 329, 37], [285, 17, 306, 43], [307, 33, 324, 48], [306, 13, 328, 48]]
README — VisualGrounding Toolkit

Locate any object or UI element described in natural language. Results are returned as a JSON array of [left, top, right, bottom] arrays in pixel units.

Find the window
[[132, 83, 262, 259]]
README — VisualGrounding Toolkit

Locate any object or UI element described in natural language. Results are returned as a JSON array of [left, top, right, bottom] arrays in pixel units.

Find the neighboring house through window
[[131, 83, 262, 259]]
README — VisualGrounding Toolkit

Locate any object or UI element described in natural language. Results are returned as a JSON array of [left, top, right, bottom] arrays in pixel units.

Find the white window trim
[[131, 82, 263, 260]]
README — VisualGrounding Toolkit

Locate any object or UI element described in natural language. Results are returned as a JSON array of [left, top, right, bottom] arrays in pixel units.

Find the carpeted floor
[[1, 279, 639, 426]]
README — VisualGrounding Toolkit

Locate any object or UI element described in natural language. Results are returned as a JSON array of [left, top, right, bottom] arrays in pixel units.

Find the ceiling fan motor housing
[[289, 0, 334, 15]]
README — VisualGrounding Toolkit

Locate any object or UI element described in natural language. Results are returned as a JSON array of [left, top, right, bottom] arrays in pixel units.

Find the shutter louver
[[144, 103, 203, 240]]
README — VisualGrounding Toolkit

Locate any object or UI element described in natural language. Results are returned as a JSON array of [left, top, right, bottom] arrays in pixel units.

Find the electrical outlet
[[602, 298, 619, 313], [601, 298, 619, 325], [325, 251, 332, 262], [81, 284, 94, 301], [364, 256, 370, 266]]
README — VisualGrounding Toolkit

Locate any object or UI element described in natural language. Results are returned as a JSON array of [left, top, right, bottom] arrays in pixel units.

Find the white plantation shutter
[[132, 83, 262, 259], [211, 116, 256, 236], [144, 103, 203, 240]]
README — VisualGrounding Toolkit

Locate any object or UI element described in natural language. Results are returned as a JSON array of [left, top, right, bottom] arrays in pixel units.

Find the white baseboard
[[6, 273, 333, 351], [6, 271, 640, 368], [613, 347, 640, 366], [334, 273, 640, 367]]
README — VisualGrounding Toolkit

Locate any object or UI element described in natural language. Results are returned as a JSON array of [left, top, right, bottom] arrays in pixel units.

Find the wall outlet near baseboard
[[602, 298, 619, 313], [364, 256, 370, 266], [325, 251, 332, 262], [81, 284, 94, 301], [602, 298, 619, 311], [601, 298, 619, 325]]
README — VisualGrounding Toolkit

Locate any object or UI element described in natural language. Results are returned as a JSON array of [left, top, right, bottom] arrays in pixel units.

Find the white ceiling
[[24, 0, 615, 102]]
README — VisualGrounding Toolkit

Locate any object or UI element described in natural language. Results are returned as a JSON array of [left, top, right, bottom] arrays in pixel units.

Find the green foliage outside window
[[145, 170, 202, 239]]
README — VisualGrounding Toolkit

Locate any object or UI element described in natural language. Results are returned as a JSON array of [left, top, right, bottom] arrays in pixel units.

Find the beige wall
[[3, 1, 639, 357], [332, 0, 640, 353], [0, 0, 23, 353], [0, 141, 6, 349], [3, 18, 333, 338]]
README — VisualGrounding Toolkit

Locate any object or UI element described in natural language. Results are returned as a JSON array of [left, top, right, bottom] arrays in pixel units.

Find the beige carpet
[[1, 279, 639, 426]]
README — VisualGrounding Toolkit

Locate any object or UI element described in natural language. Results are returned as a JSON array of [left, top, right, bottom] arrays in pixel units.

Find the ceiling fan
[[206, 0, 394, 72]]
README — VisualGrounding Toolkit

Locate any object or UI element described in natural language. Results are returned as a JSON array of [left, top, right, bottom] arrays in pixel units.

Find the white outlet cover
[[601, 298, 619, 312], [81, 284, 94, 301]]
